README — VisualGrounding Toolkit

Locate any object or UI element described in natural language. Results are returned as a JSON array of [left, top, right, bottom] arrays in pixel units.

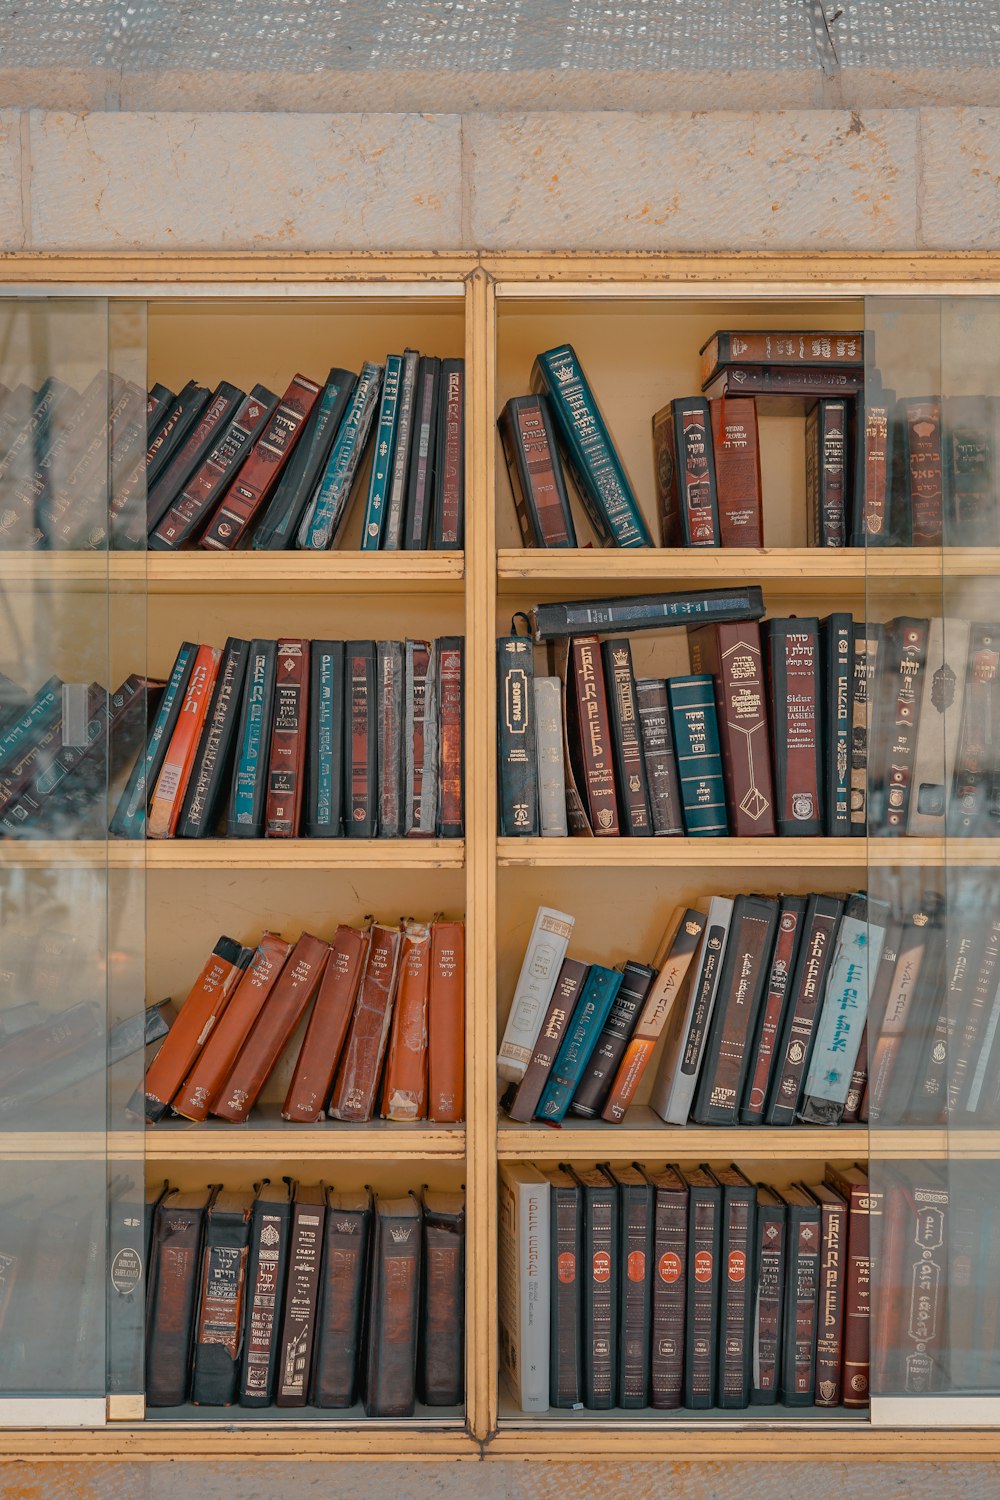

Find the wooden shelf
[[145, 1113, 465, 1162], [0, 551, 465, 594], [0, 838, 464, 870], [497, 836, 994, 868]]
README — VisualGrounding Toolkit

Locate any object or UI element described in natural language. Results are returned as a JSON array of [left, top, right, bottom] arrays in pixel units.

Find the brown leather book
[[146, 1186, 215, 1407], [211, 933, 330, 1124], [328, 922, 404, 1122], [381, 920, 431, 1122], [688, 619, 775, 837], [264, 639, 310, 837], [436, 637, 464, 838], [281, 924, 370, 1122], [275, 1183, 327, 1407], [133, 936, 252, 1122], [567, 635, 619, 836], [420, 1189, 466, 1406], [824, 1163, 877, 1407], [651, 397, 719, 547], [364, 1193, 422, 1416], [709, 396, 763, 546], [427, 918, 466, 1123], [904, 397, 944, 546], [806, 1180, 848, 1408], [172, 933, 293, 1122]]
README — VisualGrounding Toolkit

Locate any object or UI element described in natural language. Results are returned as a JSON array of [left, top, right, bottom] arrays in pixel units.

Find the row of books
[[143, 1180, 465, 1411], [498, 609, 999, 840], [499, 1159, 878, 1412], [0, 353, 465, 552], [134, 917, 465, 1126]]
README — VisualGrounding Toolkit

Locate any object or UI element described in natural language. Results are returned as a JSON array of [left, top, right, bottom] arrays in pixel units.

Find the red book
[[824, 1163, 877, 1408], [381, 920, 431, 1121], [147, 644, 221, 838], [709, 396, 763, 546], [264, 640, 310, 837], [904, 398, 944, 546], [807, 1180, 848, 1407], [427, 919, 466, 1123], [688, 619, 775, 837], [328, 923, 404, 1122], [566, 635, 619, 836], [281, 924, 370, 1122]]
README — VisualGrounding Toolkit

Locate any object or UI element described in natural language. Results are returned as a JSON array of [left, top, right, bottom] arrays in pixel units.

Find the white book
[[799, 895, 887, 1119], [648, 895, 734, 1124], [498, 1163, 550, 1412], [907, 617, 970, 836], [533, 677, 568, 837], [497, 905, 574, 1083]]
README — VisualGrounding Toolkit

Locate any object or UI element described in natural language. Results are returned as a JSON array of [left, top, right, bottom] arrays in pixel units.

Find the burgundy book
[[328, 922, 404, 1122], [709, 395, 763, 546], [740, 895, 806, 1124], [702, 365, 863, 402], [503, 956, 588, 1124], [645, 1165, 688, 1410], [146, 382, 244, 534], [381, 920, 431, 1122], [146, 1186, 215, 1407], [427, 918, 466, 1124], [211, 933, 330, 1123], [840, 1021, 869, 1124], [264, 639, 310, 837], [808, 1180, 848, 1407], [824, 1163, 877, 1408], [700, 330, 863, 385], [566, 635, 619, 836], [688, 619, 775, 837], [275, 1184, 327, 1407], [652, 396, 719, 547], [498, 394, 577, 548], [764, 617, 823, 837], [904, 397, 944, 546], [281, 924, 370, 1122], [436, 636, 464, 838]]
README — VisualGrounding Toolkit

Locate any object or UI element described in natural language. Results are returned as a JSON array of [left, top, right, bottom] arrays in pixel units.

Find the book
[[420, 1190, 466, 1406], [635, 677, 684, 836], [146, 1186, 214, 1406], [692, 895, 779, 1126], [376, 640, 405, 838], [948, 908, 1000, 1116], [806, 1180, 848, 1408], [566, 635, 619, 836], [874, 1168, 949, 1395], [534, 965, 622, 1122], [497, 906, 575, 1084], [403, 354, 440, 550], [498, 394, 578, 547], [532, 343, 652, 548], [526, 585, 765, 643], [147, 644, 221, 838], [688, 619, 775, 837], [652, 396, 720, 547], [343, 640, 378, 838], [275, 1183, 326, 1407], [191, 1189, 253, 1407], [779, 1185, 821, 1406], [741, 896, 807, 1124], [254, 368, 356, 550], [263, 639, 309, 837], [950, 622, 1000, 837], [504, 957, 589, 1124], [851, 384, 895, 545], [667, 674, 729, 835], [824, 1163, 876, 1407], [310, 1188, 372, 1408], [610, 1164, 654, 1409], [805, 398, 850, 547], [381, 919, 431, 1122], [850, 623, 881, 836], [145, 380, 210, 492], [699, 330, 863, 387], [709, 395, 763, 546], [569, 959, 656, 1119], [645, 1165, 688, 1410], [765, 893, 844, 1124], [533, 676, 568, 837], [146, 381, 245, 534], [945, 394, 996, 545], [716, 1164, 756, 1410], [876, 617, 930, 835], [365, 1193, 424, 1417], [649, 896, 733, 1125], [403, 638, 437, 837], [328, 922, 404, 1122], [821, 612, 854, 836], [867, 897, 944, 1124], [907, 617, 970, 837], [281, 924, 369, 1122], [177, 637, 250, 838], [0, 674, 62, 772], [432, 357, 465, 550], [436, 636, 464, 838], [381, 349, 420, 551], [764, 617, 823, 837], [702, 365, 863, 402], [601, 637, 652, 835], [304, 641, 345, 838], [750, 1185, 786, 1405], [239, 1180, 292, 1407], [226, 639, 277, 838], [684, 1165, 722, 1410], [545, 1167, 582, 1409], [360, 354, 403, 550], [297, 362, 382, 550], [574, 1164, 619, 1409], [427, 918, 466, 1124], [498, 1164, 550, 1413], [904, 397, 944, 546]]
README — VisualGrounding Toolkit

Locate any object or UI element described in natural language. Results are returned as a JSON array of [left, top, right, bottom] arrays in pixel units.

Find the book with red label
[[688, 618, 775, 837], [310, 1188, 372, 1408], [200, 373, 320, 550], [264, 639, 309, 837], [172, 932, 293, 1121], [431, 358, 465, 551], [566, 635, 619, 836], [345, 640, 378, 838], [805, 1179, 848, 1408], [805, 398, 850, 547], [645, 1164, 688, 1410], [611, 1164, 653, 1409], [503, 956, 589, 1124], [498, 394, 578, 548], [132, 935, 252, 1121], [764, 893, 844, 1124], [750, 1185, 786, 1405], [652, 397, 720, 547], [147, 644, 222, 838], [684, 1164, 722, 1410], [709, 395, 763, 546], [779, 1184, 821, 1406], [275, 1183, 326, 1407], [545, 1167, 583, 1409], [601, 637, 652, 836], [364, 1193, 422, 1417], [381, 919, 431, 1121], [211, 933, 329, 1123], [824, 1162, 877, 1407], [328, 922, 404, 1122], [145, 1186, 215, 1407], [427, 918, 466, 1123], [436, 636, 464, 837], [700, 330, 864, 387], [145, 381, 245, 534], [692, 895, 779, 1126], [281, 924, 370, 1122], [904, 397, 944, 546], [716, 1164, 756, 1410], [420, 1189, 466, 1407], [238, 1180, 292, 1408], [740, 895, 807, 1124], [573, 1164, 619, 1410], [763, 617, 823, 837], [191, 1189, 254, 1407]]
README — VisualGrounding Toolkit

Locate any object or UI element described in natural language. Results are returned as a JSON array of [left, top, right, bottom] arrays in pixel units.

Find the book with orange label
[[281, 924, 370, 1122], [381, 920, 431, 1122], [427, 918, 466, 1123], [146, 643, 221, 838]]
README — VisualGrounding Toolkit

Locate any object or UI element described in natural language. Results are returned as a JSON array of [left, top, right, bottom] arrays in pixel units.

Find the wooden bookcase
[[1, 250, 999, 1461]]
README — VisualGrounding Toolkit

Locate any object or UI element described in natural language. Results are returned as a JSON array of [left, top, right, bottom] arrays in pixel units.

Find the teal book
[[110, 643, 197, 838], [0, 674, 63, 771], [531, 344, 652, 549], [227, 639, 277, 837], [536, 965, 624, 1122], [297, 361, 383, 551], [253, 368, 356, 550], [667, 674, 729, 836], [360, 354, 403, 551]]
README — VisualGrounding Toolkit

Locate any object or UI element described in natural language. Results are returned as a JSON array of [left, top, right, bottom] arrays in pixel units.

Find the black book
[[431, 356, 465, 550], [109, 641, 198, 838], [146, 1186, 214, 1407], [645, 1164, 688, 1410], [191, 1189, 253, 1406], [611, 1164, 653, 1410], [573, 1164, 618, 1410], [740, 895, 808, 1125], [254, 367, 356, 550], [764, 616, 824, 837], [749, 1185, 787, 1405], [822, 612, 853, 836], [275, 1183, 327, 1408], [683, 1165, 722, 1410], [496, 635, 539, 836], [343, 640, 378, 838], [381, 348, 420, 551], [528, 586, 765, 644], [635, 677, 684, 836], [364, 1194, 423, 1417], [239, 1180, 292, 1407], [226, 638, 277, 838], [503, 957, 590, 1124], [305, 640, 346, 838], [547, 1167, 583, 1409], [420, 1189, 466, 1407], [376, 640, 405, 839], [779, 1185, 821, 1406], [146, 383, 176, 441], [601, 637, 652, 836], [107, 1174, 147, 1397], [805, 398, 850, 547], [177, 637, 250, 837], [569, 959, 656, 1119], [403, 355, 441, 550], [691, 895, 780, 1126], [715, 1164, 756, 1411], [145, 380, 209, 491], [146, 381, 245, 533], [764, 893, 845, 1124], [311, 1188, 372, 1408]]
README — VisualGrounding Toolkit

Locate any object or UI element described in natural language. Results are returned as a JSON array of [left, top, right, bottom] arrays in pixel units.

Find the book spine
[[822, 612, 854, 836], [766, 618, 823, 836], [946, 396, 996, 545], [504, 956, 588, 1123], [403, 356, 440, 551], [652, 405, 682, 546], [530, 585, 765, 642], [569, 960, 655, 1119], [907, 617, 969, 837], [841, 1023, 869, 1123], [499, 395, 578, 548], [275, 1200, 326, 1407], [750, 1202, 785, 1404], [145, 384, 207, 492], [328, 923, 404, 1121], [150, 387, 277, 549], [533, 676, 568, 837], [853, 391, 893, 544], [648, 900, 732, 1125], [650, 1182, 688, 1409], [635, 677, 684, 835], [311, 1206, 371, 1407], [850, 624, 880, 836], [881, 618, 930, 835], [674, 398, 720, 546], [709, 395, 763, 546], [582, 1180, 618, 1408], [436, 636, 464, 837], [780, 1203, 821, 1405], [360, 353, 402, 550], [704, 365, 863, 398], [496, 906, 574, 1083], [145, 1204, 207, 1406], [536, 966, 623, 1122], [147, 645, 221, 838], [704, 330, 863, 381], [799, 904, 886, 1123], [688, 621, 775, 837], [111, 645, 195, 838], [255, 369, 356, 551], [740, 898, 805, 1124], [693, 897, 778, 1126], [305, 642, 345, 838], [601, 637, 652, 835], [404, 639, 431, 834], [296, 362, 383, 551], [617, 1182, 653, 1409], [382, 921, 431, 1121], [717, 1183, 755, 1409], [498, 1171, 549, 1411], [427, 918, 466, 1123], [191, 1211, 251, 1406], [420, 1203, 465, 1405], [569, 636, 619, 835], [948, 913, 1000, 1115], [263, 640, 309, 837], [177, 638, 250, 838], [381, 350, 419, 550], [814, 1196, 847, 1407], [765, 896, 843, 1124], [949, 624, 1000, 837], [146, 383, 244, 534], [226, 639, 276, 838], [549, 1184, 583, 1408], [201, 375, 319, 550], [375, 640, 404, 837], [668, 674, 729, 835], [365, 1202, 422, 1417], [281, 925, 369, 1122], [344, 640, 377, 837], [432, 357, 465, 550], [905, 398, 944, 545], [807, 399, 849, 546], [839, 1179, 877, 1407], [684, 1180, 721, 1409]]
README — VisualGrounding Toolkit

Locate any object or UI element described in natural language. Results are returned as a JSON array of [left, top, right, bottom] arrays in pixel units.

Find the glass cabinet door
[[0, 296, 148, 1422]]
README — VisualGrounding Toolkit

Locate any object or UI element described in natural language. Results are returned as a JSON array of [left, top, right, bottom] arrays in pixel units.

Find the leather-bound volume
[[133, 936, 251, 1122], [173, 933, 293, 1122], [692, 895, 779, 1126], [852, 385, 895, 545], [498, 394, 578, 547], [700, 330, 864, 385], [716, 1164, 756, 1410], [145, 380, 209, 492], [645, 1165, 688, 1410], [567, 635, 619, 836], [211, 932, 330, 1124], [652, 397, 720, 546], [806, 1180, 848, 1408], [532, 586, 764, 644], [709, 395, 763, 546], [779, 1184, 820, 1406], [765, 893, 844, 1124], [635, 678, 684, 836], [764, 617, 823, 837], [409, 646, 439, 838], [684, 1165, 722, 1410], [305, 641, 345, 838], [497, 905, 575, 1084], [874, 1168, 949, 1395], [264, 639, 309, 837], [504, 956, 588, 1124], [688, 619, 775, 837], [275, 1183, 327, 1407], [904, 397, 944, 546], [740, 895, 807, 1124], [200, 373, 320, 550], [146, 381, 244, 533], [750, 1185, 786, 1405], [946, 394, 996, 544], [867, 897, 944, 1124], [146, 1186, 215, 1407], [365, 1194, 423, 1417], [570, 959, 656, 1119], [850, 623, 881, 836], [110, 641, 197, 837], [382, 350, 419, 550], [949, 908, 1000, 1116], [420, 1190, 466, 1407], [602, 637, 652, 836], [497, 634, 538, 836], [950, 623, 1000, 838], [255, 368, 355, 550], [177, 637, 250, 838], [344, 640, 377, 838], [403, 355, 440, 551], [821, 612, 854, 836], [432, 357, 465, 550], [546, 1167, 583, 1408], [328, 922, 404, 1122], [536, 965, 623, 1123], [611, 1164, 653, 1409], [311, 1189, 372, 1408], [377, 640, 404, 837], [227, 638, 277, 838], [239, 1180, 292, 1407], [191, 1189, 253, 1406], [281, 924, 369, 1122], [908, 617, 970, 838], [427, 918, 466, 1123], [547, 637, 592, 836], [668, 674, 729, 836], [573, 1164, 619, 1410], [436, 636, 464, 838], [877, 617, 930, 835], [840, 1023, 869, 1124], [147, 644, 222, 838], [382, 920, 431, 1121], [805, 398, 849, 547], [823, 1164, 875, 1407]]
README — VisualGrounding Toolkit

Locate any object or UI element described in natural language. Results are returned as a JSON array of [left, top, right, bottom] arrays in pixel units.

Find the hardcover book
[[684, 1165, 722, 1410], [177, 637, 250, 838], [226, 639, 277, 838], [945, 394, 996, 545], [436, 636, 464, 838], [741, 895, 807, 1125], [504, 956, 589, 1124], [328, 922, 404, 1122], [381, 349, 419, 551], [364, 1194, 423, 1417], [275, 1183, 326, 1407], [667, 674, 729, 836], [904, 397, 944, 546], [850, 623, 881, 836], [191, 1189, 253, 1407], [716, 1164, 756, 1410], [432, 357, 465, 550], [750, 1185, 786, 1405], [381, 919, 431, 1122], [311, 1188, 372, 1407], [403, 354, 440, 551], [376, 640, 405, 838], [545, 1167, 583, 1409], [254, 368, 355, 550], [907, 617, 970, 837], [649, 896, 733, 1125], [497, 905, 575, 1084], [264, 639, 310, 837], [646, 1165, 689, 1410], [147, 644, 221, 838], [146, 1186, 214, 1407], [297, 362, 382, 551], [499, 394, 578, 548], [764, 617, 823, 837], [805, 1180, 848, 1408], [765, 893, 844, 1125], [146, 381, 244, 534], [239, 1180, 292, 1407], [498, 1164, 550, 1413], [602, 637, 652, 835], [533, 675, 568, 837], [305, 641, 345, 838], [805, 398, 850, 547], [566, 635, 619, 836], [709, 395, 763, 546], [635, 677, 684, 836], [700, 330, 863, 387], [779, 1184, 821, 1406], [420, 1190, 466, 1406], [281, 924, 369, 1123], [821, 612, 854, 837], [824, 1163, 877, 1407], [536, 964, 623, 1122], [427, 917, 466, 1124], [688, 619, 775, 837], [573, 1164, 619, 1410], [360, 354, 403, 550], [692, 895, 779, 1126], [610, 1164, 654, 1409], [569, 959, 656, 1119], [528, 586, 765, 644], [652, 396, 720, 547], [344, 640, 378, 838]]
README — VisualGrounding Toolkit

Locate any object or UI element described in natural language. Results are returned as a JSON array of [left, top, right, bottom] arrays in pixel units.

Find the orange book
[[282, 923, 370, 1122], [327, 923, 403, 1123], [381, 920, 431, 1122], [147, 643, 221, 837], [171, 931, 293, 1121], [427, 918, 465, 1123], [131, 935, 252, 1121]]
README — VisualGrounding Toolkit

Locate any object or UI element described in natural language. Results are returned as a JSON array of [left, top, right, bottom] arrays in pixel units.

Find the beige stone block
[[27, 111, 463, 250], [920, 107, 1000, 249], [0, 110, 25, 250], [467, 110, 918, 251]]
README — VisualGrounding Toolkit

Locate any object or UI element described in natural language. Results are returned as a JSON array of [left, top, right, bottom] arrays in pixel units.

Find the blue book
[[227, 639, 277, 837], [297, 362, 383, 551], [360, 355, 403, 551], [109, 644, 197, 838], [536, 965, 624, 1122], [667, 675, 729, 836], [0, 674, 63, 772], [799, 895, 888, 1123], [531, 344, 652, 549]]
